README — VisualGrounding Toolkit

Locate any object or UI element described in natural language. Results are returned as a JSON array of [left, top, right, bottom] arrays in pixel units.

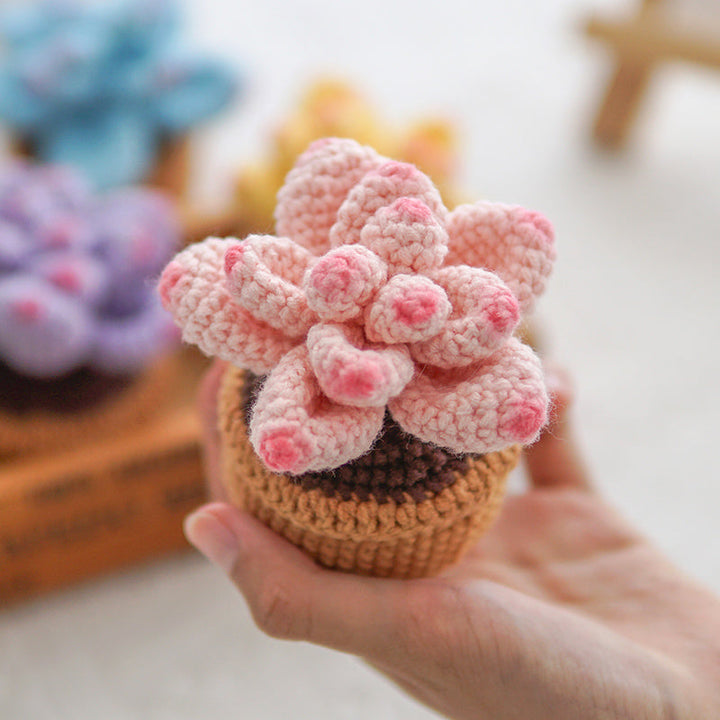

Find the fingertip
[[196, 360, 229, 501], [524, 362, 593, 491], [184, 502, 242, 574], [197, 359, 228, 423], [184, 502, 312, 574], [195, 503, 323, 576], [544, 361, 574, 428]]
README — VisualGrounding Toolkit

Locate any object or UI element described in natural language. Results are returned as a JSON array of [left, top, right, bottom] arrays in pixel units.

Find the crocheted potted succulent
[[160, 138, 555, 578], [0, 160, 180, 455], [0, 0, 237, 193], [235, 79, 460, 234]]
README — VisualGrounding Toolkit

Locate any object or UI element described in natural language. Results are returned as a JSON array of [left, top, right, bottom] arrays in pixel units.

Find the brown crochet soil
[[0, 361, 132, 415], [241, 372, 477, 504]]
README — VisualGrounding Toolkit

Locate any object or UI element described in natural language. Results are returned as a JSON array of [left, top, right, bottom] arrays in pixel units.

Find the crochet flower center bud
[[304, 244, 387, 322]]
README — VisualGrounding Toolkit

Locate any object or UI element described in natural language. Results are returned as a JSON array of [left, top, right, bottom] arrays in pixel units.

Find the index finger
[[524, 364, 594, 492], [196, 359, 229, 502]]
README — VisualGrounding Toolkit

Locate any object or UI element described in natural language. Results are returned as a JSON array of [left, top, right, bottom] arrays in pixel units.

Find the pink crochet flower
[[159, 138, 556, 474]]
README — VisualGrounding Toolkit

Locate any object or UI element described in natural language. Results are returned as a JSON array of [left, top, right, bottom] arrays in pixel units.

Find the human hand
[[186, 361, 720, 720]]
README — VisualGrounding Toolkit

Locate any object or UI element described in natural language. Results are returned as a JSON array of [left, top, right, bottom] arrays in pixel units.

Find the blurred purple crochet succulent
[[0, 161, 179, 379], [0, 0, 238, 189]]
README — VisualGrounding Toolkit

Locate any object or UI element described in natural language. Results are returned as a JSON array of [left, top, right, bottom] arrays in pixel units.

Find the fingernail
[[184, 508, 239, 574]]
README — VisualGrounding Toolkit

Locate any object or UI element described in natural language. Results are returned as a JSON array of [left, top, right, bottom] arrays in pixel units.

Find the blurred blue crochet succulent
[[0, 0, 238, 190], [0, 160, 180, 379]]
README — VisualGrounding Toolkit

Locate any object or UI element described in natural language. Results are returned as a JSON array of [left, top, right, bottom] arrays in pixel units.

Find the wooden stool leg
[[592, 59, 655, 149]]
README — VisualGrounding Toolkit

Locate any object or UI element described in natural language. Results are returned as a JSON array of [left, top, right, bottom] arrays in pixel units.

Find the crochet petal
[[445, 202, 555, 314], [307, 323, 414, 408], [0, 4, 51, 49], [364, 274, 451, 344], [150, 55, 237, 134], [275, 138, 384, 255], [92, 296, 176, 374], [36, 252, 106, 306], [389, 338, 548, 453], [359, 197, 448, 274], [158, 237, 295, 373], [250, 344, 384, 474], [0, 276, 92, 378], [0, 68, 51, 129], [224, 235, 316, 338], [330, 160, 448, 249], [38, 107, 156, 190], [409, 266, 519, 368], [304, 244, 387, 322]]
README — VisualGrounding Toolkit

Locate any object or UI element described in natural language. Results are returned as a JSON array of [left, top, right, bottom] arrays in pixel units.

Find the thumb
[[183, 502, 408, 660]]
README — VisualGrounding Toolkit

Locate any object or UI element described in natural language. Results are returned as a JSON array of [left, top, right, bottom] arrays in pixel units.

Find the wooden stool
[[586, 0, 720, 148]]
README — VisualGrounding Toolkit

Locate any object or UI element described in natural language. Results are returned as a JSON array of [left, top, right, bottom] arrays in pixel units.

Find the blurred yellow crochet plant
[[235, 79, 461, 232]]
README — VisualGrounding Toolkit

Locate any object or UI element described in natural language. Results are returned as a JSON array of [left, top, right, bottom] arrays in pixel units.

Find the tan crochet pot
[[0, 354, 179, 458], [218, 366, 520, 579]]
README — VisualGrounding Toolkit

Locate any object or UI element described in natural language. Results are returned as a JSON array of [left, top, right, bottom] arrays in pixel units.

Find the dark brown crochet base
[[241, 372, 476, 505], [0, 361, 132, 415]]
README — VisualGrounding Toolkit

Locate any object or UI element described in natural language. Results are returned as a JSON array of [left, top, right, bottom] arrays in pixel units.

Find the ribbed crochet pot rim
[[218, 365, 520, 577]]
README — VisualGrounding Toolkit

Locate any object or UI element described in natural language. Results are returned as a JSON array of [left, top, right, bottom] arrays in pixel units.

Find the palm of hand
[[192, 362, 720, 720], [390, 485, 718, 720], [450, 486, 665, 639]]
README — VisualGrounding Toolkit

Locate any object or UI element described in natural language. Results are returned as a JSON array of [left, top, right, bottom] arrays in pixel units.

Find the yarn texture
[[221, 366, 518, 578], [0, 161, 179, 380], [240, 371, 476, 504], [160, 138, 556, 476], [234, 78, 461, 232], [0, 0, 237, 189]]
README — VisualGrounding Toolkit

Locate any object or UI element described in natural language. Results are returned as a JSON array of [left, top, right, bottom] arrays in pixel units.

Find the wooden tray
[[0, 348, 210, 607], [0, 400, 206, 607]]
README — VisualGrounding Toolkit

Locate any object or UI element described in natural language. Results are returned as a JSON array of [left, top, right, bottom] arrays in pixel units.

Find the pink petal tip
[[257, 426, 313, 475], [498, 399, 547, 444], [158, 261, 185, 309], [224, 244, 246, 276]]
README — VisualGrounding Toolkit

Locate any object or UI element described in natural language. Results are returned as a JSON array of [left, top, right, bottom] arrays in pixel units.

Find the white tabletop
[[2, 0, 720, 717]]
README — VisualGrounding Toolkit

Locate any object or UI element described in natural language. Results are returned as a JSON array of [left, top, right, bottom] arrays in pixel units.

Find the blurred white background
[[2, 0, 719, 717]]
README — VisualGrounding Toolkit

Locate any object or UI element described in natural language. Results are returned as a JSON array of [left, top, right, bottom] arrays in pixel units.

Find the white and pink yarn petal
[[158, 238, 295, 374], [409, 266, 520, 368], [389, 338, 548, 454], [307, 323, 414, 408], [158, 138, 557, 475], [304, 244, 387, 322], [224, 235, 316, 338], [250, 344, 384, 474], [275, 138, 384, 256], [364, 274, 451, 344], [445, 202, 555, 314], [359, 197, 449, 274], [329, 161, 448, 248]]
